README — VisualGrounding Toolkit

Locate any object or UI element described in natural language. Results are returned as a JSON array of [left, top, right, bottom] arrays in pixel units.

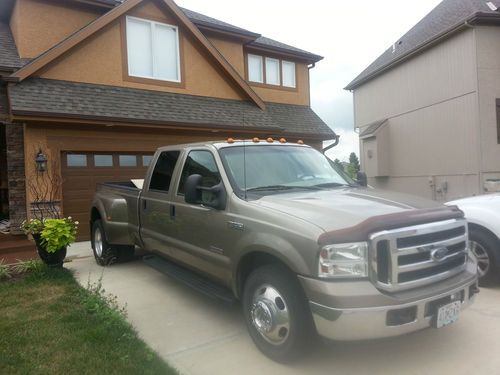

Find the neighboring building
[[346, 0, 500, 202], [0, 0, 336, 239]]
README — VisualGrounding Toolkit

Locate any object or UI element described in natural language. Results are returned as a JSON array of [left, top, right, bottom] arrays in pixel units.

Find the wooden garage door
[[62, 152, 153, 241]]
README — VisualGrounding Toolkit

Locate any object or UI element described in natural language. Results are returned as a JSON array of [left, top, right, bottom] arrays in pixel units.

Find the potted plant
[[21, 217, 78, 268]]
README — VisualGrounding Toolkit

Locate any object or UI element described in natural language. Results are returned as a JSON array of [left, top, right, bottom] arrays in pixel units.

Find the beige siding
[[474, 26, 500, 181], [354, 29, 477, 127], [354, 29, 483, 200]]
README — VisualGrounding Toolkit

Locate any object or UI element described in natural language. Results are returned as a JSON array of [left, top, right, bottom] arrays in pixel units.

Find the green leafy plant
[[11, 259, 45, 274], [20, 218, 45, 235], [0, 260, 12, 280], [40, 217, 79, 253]]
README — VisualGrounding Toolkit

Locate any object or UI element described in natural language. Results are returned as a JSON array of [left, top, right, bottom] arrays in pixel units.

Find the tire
[[91, 220, 135, 266], [242, 264, 314, 362], [469, 227, 500, 285]]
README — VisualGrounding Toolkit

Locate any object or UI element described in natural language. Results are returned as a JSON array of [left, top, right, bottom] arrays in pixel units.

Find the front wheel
[[242, 264, 314, 362], [469, 227, 500, 285]]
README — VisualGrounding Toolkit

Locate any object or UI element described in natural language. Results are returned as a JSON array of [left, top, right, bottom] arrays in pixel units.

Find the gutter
[[345, 11, 500, 91]]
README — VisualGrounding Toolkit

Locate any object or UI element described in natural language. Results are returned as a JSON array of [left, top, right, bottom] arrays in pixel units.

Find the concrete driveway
[[66, 242, 500, 375]]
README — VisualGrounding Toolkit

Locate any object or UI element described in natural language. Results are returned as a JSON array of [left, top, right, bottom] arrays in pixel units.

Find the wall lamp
[[35, 149, 48, 173]]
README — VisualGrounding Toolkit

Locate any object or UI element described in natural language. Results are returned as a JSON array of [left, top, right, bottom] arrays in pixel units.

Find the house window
[[126, 16, 180, 82], [282, 60, 296, 88], [247, 54, 296, 89], [248, 54, 263, 83], [265, 57, 280, 85]]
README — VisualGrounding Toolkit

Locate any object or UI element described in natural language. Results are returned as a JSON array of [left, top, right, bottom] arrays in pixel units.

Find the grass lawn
[[0, 265, 177, 375]]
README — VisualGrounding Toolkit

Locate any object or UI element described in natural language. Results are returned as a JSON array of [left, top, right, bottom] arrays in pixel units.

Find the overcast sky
[[176, 0, 443, 161]]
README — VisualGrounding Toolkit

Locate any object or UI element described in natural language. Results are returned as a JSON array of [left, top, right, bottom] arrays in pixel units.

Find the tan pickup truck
[[90, 140, 478, 361]]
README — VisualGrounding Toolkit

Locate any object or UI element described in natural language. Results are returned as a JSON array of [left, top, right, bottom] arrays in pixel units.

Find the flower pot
[[33, 234, 67, 268]]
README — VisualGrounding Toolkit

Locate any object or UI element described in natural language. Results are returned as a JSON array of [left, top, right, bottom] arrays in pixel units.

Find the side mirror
[[356, 171, 368, 187], [184, 174, 227, 210]]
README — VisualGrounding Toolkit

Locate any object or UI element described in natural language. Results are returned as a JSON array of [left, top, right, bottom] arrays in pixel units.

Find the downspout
[[322, 135, 340, 154]]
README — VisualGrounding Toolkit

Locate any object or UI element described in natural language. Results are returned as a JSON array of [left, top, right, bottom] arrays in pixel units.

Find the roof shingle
[[8, 78, 335, 138], [0, 22, 22, 70], [346, 0, 500, 90]]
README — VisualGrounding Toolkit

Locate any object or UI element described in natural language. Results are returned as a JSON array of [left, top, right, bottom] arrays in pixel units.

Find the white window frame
[[247, 53, 264, 83], [281, 60, 296, 88], [126, 16, 181, 83]]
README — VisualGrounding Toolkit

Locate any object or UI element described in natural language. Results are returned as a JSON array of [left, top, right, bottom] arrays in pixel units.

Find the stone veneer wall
[[5, 122, 26, 235]]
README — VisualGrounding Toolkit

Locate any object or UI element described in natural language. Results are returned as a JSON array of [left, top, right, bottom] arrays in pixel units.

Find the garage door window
[[142, 155, 153, 167], [67, 154, 87, 167], [94, 155, 113, 167], [119, 155, 137, 167]]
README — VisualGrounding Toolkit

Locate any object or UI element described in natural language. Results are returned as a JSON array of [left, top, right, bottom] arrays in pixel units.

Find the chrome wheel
[[470, 240, 490, 278], [251, 284, 290, 345], [94, 227, 103, 258]]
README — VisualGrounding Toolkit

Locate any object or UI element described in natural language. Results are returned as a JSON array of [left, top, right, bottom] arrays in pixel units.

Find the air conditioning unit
[[484, 179, 500, 192]]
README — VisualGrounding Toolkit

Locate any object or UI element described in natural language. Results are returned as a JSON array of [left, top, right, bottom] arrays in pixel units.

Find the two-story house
[[0, 0, 336, 239], [346, 0, 500, 201]]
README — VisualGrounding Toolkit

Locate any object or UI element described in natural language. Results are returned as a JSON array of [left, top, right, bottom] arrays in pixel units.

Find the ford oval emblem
[[431, 247, 449, 262]]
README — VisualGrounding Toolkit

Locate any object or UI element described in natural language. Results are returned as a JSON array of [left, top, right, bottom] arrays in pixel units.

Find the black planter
[[33, 234, 67, 268]]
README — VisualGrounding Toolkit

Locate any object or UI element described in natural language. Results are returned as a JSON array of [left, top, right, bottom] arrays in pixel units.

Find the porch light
[[35, 150, 48, 173]]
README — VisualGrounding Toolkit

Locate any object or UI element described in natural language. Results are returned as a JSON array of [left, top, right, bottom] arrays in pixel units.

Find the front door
[[169, 149, 232, 285]]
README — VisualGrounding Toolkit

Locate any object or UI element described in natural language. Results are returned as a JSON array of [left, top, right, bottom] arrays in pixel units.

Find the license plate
[[436, 301, 461, 328]]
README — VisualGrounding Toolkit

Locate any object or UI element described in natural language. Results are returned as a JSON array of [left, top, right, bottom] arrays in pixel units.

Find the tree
[[346, 152, 360, 179], [332, 158, 344, 171]]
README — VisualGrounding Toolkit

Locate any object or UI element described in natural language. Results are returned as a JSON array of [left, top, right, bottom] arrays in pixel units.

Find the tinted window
[[178, 151, 221, 195], [149, 151, 180, 192], [67, 154, 87, 167], [119, 155, 137, 167], [94, 155, 113, 167]]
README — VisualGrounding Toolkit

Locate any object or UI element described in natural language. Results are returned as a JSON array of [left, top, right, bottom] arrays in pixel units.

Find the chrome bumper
[[302, 271, 478, 341]]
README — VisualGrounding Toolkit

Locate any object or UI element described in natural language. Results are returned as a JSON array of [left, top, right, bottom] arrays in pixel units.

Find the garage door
[[62, 152, 153, 241]]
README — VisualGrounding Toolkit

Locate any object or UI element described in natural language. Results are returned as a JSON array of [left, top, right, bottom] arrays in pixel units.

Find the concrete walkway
[[66, 242, 500, 375]]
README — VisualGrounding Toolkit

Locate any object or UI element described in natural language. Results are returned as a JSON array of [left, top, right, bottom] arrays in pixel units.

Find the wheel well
[[468, 223, 500, 244], [236, 252, 291, 297]]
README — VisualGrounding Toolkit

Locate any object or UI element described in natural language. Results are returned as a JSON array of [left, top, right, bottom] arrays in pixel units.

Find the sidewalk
[[66, 242, 500, 375]]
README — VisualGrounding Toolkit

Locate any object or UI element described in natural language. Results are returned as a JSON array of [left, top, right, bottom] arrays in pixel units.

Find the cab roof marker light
[[279, 138, 287, 143], [297, 140, 304, 144], [252, 137, 260, 143]]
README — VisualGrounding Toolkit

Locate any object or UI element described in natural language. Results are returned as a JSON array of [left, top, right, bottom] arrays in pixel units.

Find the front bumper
[[299, 262, 478, 341]]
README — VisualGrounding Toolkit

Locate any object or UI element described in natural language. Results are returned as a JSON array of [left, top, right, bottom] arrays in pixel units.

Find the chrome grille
[[370, 219, 468, 292]]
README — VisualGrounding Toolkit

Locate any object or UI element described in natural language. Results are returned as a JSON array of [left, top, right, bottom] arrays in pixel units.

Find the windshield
[[219, 145, 351, 195]]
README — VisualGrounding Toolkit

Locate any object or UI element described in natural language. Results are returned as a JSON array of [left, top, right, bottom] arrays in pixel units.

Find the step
[[143, 254, 236, 305]]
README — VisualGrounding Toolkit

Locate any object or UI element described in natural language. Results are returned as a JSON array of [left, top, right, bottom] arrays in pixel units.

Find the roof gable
[[8, 0, 266, 110], [346, 0, 500, 90]]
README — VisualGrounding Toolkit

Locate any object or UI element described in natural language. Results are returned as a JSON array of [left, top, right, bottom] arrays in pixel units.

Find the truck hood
[[251, 187, 444, 233]]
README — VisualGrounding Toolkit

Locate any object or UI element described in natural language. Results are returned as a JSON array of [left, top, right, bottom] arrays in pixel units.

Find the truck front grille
[[370, 219, 468, 292]]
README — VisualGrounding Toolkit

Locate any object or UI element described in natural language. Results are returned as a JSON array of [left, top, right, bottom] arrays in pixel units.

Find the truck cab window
[[178, 150, 221, 195], [149, 151, 180, 192]]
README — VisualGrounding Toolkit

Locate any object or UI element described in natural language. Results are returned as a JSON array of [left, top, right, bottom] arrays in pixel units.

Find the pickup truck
[[90, 140, 478, 361]]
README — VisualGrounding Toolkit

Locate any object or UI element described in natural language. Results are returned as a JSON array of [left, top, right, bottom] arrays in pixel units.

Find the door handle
[[170, 205, 176, 220]]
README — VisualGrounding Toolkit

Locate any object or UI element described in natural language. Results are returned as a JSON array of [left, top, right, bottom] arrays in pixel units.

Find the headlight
[[318, 242, 368, 278]]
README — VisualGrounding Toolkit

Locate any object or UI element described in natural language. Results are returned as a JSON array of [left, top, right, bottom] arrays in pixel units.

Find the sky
[[176, 0, 443, 161]]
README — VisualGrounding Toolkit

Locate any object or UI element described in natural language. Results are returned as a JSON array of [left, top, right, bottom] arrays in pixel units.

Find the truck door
[[140, 150, 181, 256], [168, 149, 232, 285]]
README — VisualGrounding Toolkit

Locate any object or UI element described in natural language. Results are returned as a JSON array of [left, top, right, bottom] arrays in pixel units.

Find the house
[[0, 0, 336, 239], [345, 0, 500, 201]]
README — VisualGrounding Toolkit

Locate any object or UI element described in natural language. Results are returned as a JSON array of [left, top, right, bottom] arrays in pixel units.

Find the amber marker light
[[252, 137, 260, 143], [227, 138, 235, 144], [266, 137, 274, 143], [297, 140, 304, 144], [279, 138, 287, 143]]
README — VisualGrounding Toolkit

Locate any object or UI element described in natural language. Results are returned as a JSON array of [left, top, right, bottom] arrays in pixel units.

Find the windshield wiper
[[246, 185, 320, 192], [312, 182, 351, 188]]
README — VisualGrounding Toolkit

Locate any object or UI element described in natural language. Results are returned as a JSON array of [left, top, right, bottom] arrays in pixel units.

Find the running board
[[143, 254, 236, 305]]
